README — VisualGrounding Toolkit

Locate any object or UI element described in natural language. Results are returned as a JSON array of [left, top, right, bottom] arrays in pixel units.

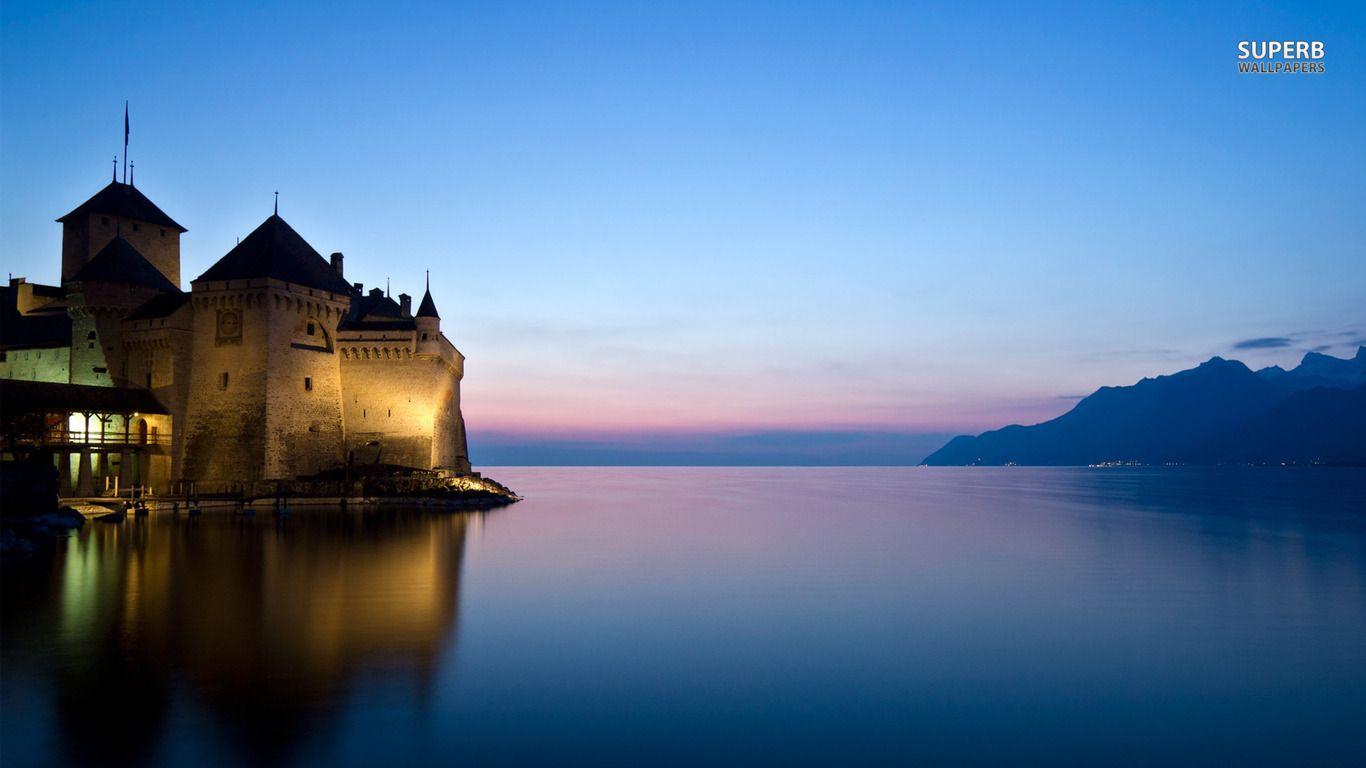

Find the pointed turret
[[416, 269, 439, 321], [416, 288, 439, 319]]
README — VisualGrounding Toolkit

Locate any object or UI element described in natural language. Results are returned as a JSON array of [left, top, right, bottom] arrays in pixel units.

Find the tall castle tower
[[57, 180, 186, 287], [181, 213, 354, 482]]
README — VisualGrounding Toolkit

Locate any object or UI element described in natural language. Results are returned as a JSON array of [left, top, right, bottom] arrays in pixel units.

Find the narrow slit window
[[304, 377, 313, 392]]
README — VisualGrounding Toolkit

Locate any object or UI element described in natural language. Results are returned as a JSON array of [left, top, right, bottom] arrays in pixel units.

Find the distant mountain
[[923, 347, 1366, 466], [1256, 347, 1366, 392]]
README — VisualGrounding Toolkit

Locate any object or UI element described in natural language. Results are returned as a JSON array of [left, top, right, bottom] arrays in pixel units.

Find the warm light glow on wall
[[67, 412, 86, 441]]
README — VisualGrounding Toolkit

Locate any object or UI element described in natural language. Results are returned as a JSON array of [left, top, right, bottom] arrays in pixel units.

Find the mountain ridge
[[922, 347, 1366, 466]]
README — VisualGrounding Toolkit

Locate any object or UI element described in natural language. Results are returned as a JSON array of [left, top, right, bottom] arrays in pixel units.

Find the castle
[[1, 173, 470, 496]]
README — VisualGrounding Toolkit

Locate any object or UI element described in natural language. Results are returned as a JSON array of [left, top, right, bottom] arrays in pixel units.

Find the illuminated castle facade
[[1, 176, 470, 493]]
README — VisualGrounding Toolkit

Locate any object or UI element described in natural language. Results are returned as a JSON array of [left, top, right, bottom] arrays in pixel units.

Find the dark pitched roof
[[125, 291, 191, 321], [0, 379, 169, 416], [0, 285, 72, 350], [57, 181, 186, 232], [195, 214, 353, 294], [338, 288, 417, 331], [416, 288, 439, 319], [70, 236, 179, 292]]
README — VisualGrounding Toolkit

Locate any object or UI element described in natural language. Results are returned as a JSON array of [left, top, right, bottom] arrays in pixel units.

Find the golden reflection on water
[[17, 509, 472, 766]]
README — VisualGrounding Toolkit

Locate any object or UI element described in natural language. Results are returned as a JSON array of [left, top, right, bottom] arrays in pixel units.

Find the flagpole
[[122, 101, 129, 184]]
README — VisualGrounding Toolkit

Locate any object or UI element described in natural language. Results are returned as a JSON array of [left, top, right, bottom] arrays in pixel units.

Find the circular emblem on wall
[[216, 308, 242, 344]]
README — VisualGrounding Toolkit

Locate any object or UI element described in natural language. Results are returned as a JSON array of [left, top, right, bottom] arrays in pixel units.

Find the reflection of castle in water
[[2, 510, 475, 766]]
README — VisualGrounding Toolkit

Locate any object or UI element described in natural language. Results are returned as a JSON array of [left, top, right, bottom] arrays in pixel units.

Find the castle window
[[218, 372, 229, 390], [146, 372, 153, 388], [160, 229, 166, 237], [87, 331, 96, 340], [132, 223, 140, 232], [0, 351, 6, 362], [388, 408, 392, 418], [307, 322, 315, 336], [101, 216, 109, 226], [304, 377, 313, 392], [421, 333, 428, 340]]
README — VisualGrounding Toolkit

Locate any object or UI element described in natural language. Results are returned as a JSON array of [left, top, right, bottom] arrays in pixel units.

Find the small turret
[[415, 271, 440, 336], [415, 289, 439, 320]]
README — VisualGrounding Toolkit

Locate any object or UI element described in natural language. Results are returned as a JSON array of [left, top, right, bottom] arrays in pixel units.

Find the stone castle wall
[[340, 346, 444, 469], [67, 284, 164, 387], [181, 287, 270, 482], [123, 305, 194, 484], [0, 347, 69, 382], [261, 290, 348, 480]]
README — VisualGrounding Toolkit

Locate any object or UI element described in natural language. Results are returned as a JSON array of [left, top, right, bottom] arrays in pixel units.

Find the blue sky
[[3, 1, 1364, 462]]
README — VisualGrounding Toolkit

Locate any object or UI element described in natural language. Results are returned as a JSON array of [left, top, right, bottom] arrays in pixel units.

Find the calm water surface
[[3, 467, 1365, 766]]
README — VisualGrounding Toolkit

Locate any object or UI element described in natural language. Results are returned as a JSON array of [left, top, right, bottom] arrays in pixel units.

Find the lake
[[3, 467, 1365, 766]]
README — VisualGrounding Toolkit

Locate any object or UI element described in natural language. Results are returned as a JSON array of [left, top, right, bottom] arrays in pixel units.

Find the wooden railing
[[4, 431, 173, 448]]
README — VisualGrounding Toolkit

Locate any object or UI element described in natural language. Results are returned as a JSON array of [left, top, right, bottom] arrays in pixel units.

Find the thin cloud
[[1232, 336, 1293, 350]]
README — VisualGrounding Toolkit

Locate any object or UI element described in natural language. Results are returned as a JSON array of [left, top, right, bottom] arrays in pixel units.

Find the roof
[[338, 288, 416, 331], [195, 214, 353, 294], [416, 288, 439, 319], [57, 181, 186, 232], [0, 284, 72, 351], [0, 379, 170, 415], [125, 291, 192, 321], [70, 236, 179, 292]]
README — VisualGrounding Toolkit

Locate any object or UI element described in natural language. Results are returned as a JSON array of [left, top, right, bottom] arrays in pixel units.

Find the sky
[[2, 1, 1364, 463]]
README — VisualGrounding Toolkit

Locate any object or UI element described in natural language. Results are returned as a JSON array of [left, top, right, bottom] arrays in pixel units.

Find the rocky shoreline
[[1, 467, 520, 557]]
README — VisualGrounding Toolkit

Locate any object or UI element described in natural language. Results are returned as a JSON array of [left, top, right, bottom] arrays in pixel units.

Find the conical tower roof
[[57, 180, 186, 232], [195, 214, 352, 294], [70, 235, 178, 292], [416, 287, 439, 319]]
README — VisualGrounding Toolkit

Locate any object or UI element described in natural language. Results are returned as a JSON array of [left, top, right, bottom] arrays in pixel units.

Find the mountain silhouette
[[923, 347, 1366, 466]]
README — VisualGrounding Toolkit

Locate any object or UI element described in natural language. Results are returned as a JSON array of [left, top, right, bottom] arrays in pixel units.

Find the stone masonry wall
[[181, 286, 270, 483], [262, 289, 348, 479], [339, 344, 438, 469], [122, 304, 193, 482], [0, 347, 69, 382], [67, 284, 163, 387], [338, 330, 468, 472]]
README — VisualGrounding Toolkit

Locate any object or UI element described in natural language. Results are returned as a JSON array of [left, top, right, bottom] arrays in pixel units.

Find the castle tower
[[414, 285, 470, 471], [64, 234, 179, 387], [181, 213, 353, 483], [336, 278, 470, 473], [57, 181, 186, 287]]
